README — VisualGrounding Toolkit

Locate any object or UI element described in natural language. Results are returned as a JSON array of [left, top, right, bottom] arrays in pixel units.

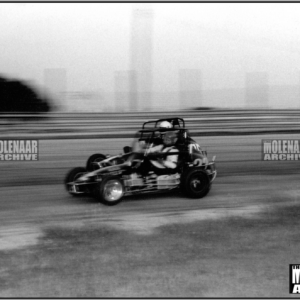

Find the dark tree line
[[0, 76, 52, 113]]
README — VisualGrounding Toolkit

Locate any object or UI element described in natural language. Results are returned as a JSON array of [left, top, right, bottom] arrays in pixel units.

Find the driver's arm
[[162, 160, 177, 169], [133, 140, 147, 153], [147, 144, 163, 153], [162, 149, 178, 169]]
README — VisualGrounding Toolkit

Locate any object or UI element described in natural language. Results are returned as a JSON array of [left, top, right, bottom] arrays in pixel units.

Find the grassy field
[[1, 202, 299, 297]]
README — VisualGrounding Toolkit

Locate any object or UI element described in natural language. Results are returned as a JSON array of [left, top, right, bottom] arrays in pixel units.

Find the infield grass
[[0, 203, 299, 297]]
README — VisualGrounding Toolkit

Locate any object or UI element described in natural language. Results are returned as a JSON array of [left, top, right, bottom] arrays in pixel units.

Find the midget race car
[[64, 118, 217, 206]]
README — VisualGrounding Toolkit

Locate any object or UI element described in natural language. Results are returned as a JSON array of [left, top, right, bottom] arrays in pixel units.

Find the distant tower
[[130, 8, 154, 111], [44, 68, 67, 110], [299, 71, 300, 107], [245, 72, 268, 108], [179, 69, 202, 109]]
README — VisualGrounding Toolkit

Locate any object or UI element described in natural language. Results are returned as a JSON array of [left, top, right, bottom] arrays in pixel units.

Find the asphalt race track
[[0, 133, 299, 242], [1, 131, 300, 297]]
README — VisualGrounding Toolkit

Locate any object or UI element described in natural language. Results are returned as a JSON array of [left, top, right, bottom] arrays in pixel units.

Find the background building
[[114, 70, 136, 111], [130, 8, 154, 111], [245, 72, 269, 108], [179, 69, 202, 109]]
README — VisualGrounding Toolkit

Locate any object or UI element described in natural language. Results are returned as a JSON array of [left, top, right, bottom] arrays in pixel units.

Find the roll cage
[[130, 117, 205, 167], [142, 117, 185, 130], [137, 127, 190, 148], [138, 117, 188, 146]]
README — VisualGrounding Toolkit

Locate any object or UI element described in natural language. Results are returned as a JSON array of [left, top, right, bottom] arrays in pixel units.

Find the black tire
[[94, 176, 124, 206], [86, 153, 106, 171], [64, 167, 87, 195], [181, 168, 211, 198], [123, 146, 132, 154]]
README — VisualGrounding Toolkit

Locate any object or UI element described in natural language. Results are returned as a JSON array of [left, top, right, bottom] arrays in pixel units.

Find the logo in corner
[[290, 264, 300, 293]]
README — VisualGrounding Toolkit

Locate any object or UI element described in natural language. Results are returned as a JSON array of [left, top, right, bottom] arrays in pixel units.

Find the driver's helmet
[[158, 121, 172, 140], [159, 121, 172, 129], [163, 130, 178, 147]]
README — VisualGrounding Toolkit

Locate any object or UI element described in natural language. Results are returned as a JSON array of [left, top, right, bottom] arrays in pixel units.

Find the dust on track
[[0, 173, 297, 250], [0, 135, 299, 250]]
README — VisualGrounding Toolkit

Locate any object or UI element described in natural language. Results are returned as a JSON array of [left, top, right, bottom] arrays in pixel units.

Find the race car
[[64, 117, 217, 206]]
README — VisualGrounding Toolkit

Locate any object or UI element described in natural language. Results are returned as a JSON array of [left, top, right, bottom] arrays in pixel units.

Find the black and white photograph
[[0, 1, 300, 297]]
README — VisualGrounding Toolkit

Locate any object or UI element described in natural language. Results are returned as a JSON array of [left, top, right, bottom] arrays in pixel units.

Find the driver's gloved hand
[[157, 153, 165, 159], [147, 153, 157, 159], [123, 146, 132, 154], [148, 153, 164, 160]]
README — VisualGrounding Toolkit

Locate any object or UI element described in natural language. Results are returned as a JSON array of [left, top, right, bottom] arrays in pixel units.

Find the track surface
[[0, 134, 299, 249]]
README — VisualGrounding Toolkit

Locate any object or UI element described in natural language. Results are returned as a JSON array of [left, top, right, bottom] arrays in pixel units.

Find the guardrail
[[0, 109, 300, 139]]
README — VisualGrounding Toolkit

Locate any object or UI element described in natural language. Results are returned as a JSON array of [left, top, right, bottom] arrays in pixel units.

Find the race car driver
[[147, 130, 179, 169]]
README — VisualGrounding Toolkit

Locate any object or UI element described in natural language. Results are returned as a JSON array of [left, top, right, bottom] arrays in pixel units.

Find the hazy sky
[[1, 3, 300, 109]]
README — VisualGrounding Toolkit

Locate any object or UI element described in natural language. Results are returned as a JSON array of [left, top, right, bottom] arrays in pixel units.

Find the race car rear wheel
[[86, 153, 106, 171], [181, 168, 211, 198], [94, 176, 124, 206], [64, 167, 87, 195]]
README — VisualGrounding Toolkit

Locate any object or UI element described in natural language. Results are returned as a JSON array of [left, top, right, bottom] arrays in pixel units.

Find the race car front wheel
[[86, 153, 106, 171], [64, 167, 87, 195], [181, 168, 211, 198], [94, 176, 124, 206]]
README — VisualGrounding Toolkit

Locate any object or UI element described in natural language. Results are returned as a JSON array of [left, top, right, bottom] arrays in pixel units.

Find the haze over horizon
[[1, 3, 300, 111]]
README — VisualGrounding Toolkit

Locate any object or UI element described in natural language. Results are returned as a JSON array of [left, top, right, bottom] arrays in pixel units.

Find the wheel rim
[[103, 180, 123, 201], [190, 174, 206, 192]]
